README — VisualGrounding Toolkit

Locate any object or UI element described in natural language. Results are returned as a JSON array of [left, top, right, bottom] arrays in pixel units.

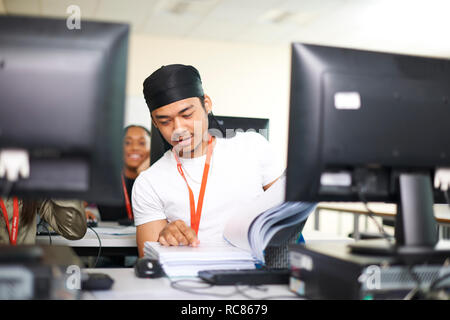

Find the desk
[[77, 232, 351, 299], [302, 230, 354, 244], [81, 268, 300, 300], [36, 222, 138, 257], [314, 202, 450, 240], [35, 223, 352, 258]]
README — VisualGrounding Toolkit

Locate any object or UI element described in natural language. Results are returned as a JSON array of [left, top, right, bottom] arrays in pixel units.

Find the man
[[132, 64, 283, 257]]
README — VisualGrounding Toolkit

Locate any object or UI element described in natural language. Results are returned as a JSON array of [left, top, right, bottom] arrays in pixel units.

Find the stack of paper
[[144, 241, 256, 278]]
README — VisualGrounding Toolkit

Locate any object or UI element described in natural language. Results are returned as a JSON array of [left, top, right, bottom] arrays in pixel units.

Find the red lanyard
[[0, 197, 20, 245], [121, 175, 133, 220], [173, 136, 214, 235]]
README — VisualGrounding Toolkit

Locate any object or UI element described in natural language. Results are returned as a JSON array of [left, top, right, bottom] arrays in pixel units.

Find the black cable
[[403, 265, 424, 300], [406, 264, 450, 300], [88, 226, 102, 268], [356, 184, 428, 299], [422, 188, 450, 298], [356, 184, 394, 246], [169, 279, 302, 300], [36, 219, 53, 245], [428, 272, 450, 292], [41, 222, 52, 245], [234, 284, 300, 300]]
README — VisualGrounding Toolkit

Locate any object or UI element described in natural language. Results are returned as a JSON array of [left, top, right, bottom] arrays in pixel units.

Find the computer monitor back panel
[[1, 46, 100, 151], [286, 43, 450, 203], [0, 16, 129, 204]]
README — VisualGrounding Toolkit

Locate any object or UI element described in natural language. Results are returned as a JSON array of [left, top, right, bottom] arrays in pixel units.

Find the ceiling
[[1, 0, 450, 57]]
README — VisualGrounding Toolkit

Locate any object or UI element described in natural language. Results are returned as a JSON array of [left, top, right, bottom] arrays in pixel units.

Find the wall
[[124, 33, 291, 166]]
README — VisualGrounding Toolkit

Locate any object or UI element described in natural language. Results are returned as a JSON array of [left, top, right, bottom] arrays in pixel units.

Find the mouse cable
[[88, 226, 102, 268], [37, 219, 52, 245]]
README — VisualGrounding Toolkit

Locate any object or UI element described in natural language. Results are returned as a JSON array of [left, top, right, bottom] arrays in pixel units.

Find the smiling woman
[[90, 125, 151, 222], [123, 125, 152, 179]]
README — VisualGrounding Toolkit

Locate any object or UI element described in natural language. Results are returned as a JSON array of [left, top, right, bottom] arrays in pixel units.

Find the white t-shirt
[[132, 132, 284, 243]]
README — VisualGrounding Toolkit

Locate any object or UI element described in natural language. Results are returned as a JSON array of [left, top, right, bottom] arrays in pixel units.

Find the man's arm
[[136, 219, 167, 257], [136, 219, 200, 257]]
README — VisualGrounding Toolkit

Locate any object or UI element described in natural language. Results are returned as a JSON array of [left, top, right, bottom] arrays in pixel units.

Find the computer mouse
[[87, 219, 98, 228], [134, 258, 164, 278]]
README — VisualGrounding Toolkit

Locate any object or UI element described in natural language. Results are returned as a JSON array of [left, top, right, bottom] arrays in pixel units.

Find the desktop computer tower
[[0, 245, 84, 299], [288, 242, 450, 300]]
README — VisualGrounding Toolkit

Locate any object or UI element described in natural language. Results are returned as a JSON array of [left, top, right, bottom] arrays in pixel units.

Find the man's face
[[151, 96, 211, 157]]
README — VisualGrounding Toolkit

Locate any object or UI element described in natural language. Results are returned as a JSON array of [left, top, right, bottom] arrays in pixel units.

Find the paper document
[[144, 241, 256, 278], [223, 175, 316, 263]]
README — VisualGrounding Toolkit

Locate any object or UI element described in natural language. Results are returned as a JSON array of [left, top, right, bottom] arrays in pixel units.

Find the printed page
[[222, 175, 286, 252], [144, 241, 256, 278], [144, 241, 254, 262]]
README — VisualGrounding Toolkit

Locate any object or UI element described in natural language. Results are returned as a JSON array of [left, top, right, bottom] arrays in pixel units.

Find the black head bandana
[[143, 64, 204, 112]]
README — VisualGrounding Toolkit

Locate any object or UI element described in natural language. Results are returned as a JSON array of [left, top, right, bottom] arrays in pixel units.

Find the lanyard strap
[[121, 174, 133, 220], [0, 197, 19, 245], [173, 136, 214, 235]]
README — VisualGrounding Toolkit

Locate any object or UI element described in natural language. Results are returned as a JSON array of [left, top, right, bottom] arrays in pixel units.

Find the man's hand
[[158, 220, 199, 247]]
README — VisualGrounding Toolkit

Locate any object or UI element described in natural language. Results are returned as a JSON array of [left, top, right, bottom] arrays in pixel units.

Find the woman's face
[[123, 126, 150, 170]]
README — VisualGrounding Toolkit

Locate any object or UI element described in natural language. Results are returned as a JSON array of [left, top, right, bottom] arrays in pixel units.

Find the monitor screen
[[150, 114, 269, 165], [286, 43, 450, 258], [0, 16, 129, 204]]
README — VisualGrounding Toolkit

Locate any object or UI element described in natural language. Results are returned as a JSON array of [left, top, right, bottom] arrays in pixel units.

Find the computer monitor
[[0, 16, 129, 204], [286, 43, 450, 260], [150, 114, 269, 165]]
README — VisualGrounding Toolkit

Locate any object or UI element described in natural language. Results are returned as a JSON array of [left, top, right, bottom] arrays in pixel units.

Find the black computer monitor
[[0, 16, 129, 204], [150, 114, 269, 165], [286, 43, 450, 260]]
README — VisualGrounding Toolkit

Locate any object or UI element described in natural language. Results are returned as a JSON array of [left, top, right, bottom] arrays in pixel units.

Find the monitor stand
[[348, 173, 450, 264]]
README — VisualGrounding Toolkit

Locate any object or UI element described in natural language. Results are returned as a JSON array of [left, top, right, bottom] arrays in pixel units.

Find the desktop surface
[[81, 268, 299, 300], [35, 221, 137, 257]]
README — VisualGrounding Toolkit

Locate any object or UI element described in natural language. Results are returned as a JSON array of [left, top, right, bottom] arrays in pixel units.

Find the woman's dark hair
[[123, 125, 151, 138], [21, 200, 38, 227]]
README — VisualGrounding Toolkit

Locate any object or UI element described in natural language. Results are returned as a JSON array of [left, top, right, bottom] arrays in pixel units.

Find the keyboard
[[198, 268, 290, 285]]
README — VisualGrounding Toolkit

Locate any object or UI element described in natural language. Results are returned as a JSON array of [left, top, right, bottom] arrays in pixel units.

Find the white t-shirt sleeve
[[244, 132, 285, 187], [132, 173, 166, 226]]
